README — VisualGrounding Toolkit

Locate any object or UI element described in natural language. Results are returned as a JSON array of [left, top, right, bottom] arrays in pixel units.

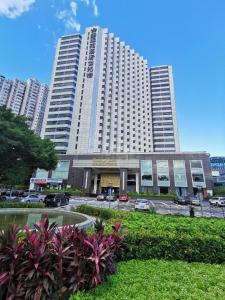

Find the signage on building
[[87, 28, 97, 79], [92, 159, 117, 167]]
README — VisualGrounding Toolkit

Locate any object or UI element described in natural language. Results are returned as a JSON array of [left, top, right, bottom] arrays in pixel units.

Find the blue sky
[[0, 0, 224, 156]]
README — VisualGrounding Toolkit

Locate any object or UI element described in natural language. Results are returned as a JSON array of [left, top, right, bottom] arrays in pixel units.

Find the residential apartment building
[[0, 75, 49, 134], [150, 65, 180, 152], [6, 79, 26, 114], [0, 75, 12, 106], [41, 34, 82, 154]]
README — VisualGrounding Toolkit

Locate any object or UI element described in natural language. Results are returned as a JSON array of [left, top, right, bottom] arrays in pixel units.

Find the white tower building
[[150, 65, 180, 152], [67, 26, 153, 154], [41, 34, 82, 154]]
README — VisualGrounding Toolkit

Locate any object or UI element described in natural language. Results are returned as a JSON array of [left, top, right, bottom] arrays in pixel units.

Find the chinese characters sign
[[87, 28, 97, 78]]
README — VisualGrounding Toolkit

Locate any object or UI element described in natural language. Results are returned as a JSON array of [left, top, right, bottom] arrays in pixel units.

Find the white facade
[[0, 76, 12, 106], [0, 75, 49, 135], [67, 26, 153, 154], [41, 34, 82, 154], [150, 65, 180, 152], [31, 84, 49, 135], [6, 79, 26, 114]]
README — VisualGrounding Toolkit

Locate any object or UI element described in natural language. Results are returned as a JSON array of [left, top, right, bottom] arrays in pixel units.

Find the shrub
[[213, 186, 225, 196], [76, 205, 126, 220], [0, 202, 45, 208], [78, 205, 225, 264], [43, 188, 84, 196], [127, 191, 177, 199], [69, 259, 225, 300], [0, 218, 123, 300]]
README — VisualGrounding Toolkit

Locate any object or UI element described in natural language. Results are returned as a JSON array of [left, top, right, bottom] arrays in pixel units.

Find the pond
[[0, 209, 90, 230]]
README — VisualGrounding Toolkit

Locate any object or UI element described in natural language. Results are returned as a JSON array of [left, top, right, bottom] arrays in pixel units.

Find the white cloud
[[92, 0, 98, 16], [57, 1, 80, 31], [80, 0, 90, 5], [0, 0, 35, 19], [70, 1, 77, 16], [57, 0, 99, 32]]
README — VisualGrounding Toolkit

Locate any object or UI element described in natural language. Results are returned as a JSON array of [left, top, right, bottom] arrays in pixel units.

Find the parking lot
[[68, 197, 225, 219]]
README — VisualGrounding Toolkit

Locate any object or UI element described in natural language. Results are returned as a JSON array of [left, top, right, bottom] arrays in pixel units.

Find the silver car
[[97, 194, 106, 201], [21, 194, 43, 203], [106, 195, 117, 201]]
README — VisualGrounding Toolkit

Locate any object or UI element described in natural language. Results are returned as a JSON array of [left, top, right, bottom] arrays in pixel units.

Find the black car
[[44, 193, 70, 207], [174, 196, 191, 205]]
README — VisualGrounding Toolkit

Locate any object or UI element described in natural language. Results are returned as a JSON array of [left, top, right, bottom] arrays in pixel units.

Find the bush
[[69, 259, 225, 300], [213, 186, 225, 196], [76, 205, 126, 220], [43, 188, 84, 196], [0, 218, 123, 300], [127, 191, 177, 199], [78, 205, 225, 264], [0, 202, 45, 208]]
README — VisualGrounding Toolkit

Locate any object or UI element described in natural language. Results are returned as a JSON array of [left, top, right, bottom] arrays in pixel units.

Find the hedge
[[76, 205, 225, 263], [0, 202, 45, 209], [127, 191, 177, 199], [70, 259, 225, 300], [43, 188, 84, 196]]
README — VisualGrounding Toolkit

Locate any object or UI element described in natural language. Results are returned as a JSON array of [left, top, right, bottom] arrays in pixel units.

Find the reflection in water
[[0, 211, 86, 229]]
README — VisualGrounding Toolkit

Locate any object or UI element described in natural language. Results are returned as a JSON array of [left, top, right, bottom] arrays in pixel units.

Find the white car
[[135, 199, 150, 211], [21, 194, 43, 203], [190, 198, 201, 206], [209, 197, 225, 207]]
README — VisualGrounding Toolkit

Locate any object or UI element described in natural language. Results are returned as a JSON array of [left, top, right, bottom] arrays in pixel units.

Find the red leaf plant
[[0, 218, 123, 299]]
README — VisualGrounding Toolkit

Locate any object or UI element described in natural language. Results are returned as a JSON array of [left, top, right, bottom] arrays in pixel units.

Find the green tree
[[0, 106, 58, 186]]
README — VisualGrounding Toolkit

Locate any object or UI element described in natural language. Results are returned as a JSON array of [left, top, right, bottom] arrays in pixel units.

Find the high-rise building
[[34, 27, 213, 198], [41, 34, 82, 154], [150, 65, 180, 152], [31, 84, 49, 135], [42, 26, 180, 154], [6, 79, 26, 114], [67, 27, 152, 154], [0, 75, 12, 106], [0, 75, 49, 135]]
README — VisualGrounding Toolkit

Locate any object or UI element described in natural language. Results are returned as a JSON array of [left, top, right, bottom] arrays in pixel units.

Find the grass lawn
[[70, 259, 225, 300]]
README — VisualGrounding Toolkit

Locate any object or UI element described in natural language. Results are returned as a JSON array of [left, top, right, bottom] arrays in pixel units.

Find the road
[[68, 197, 225, 219]]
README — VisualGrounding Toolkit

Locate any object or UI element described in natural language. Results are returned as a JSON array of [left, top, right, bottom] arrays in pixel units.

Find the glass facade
[[36, 169, 49, 178], [51, 160, 70, 179], [157, 160, 170, 187], [190, 160, 206, 188], [140, 160, 153, 187], [173, 160, 187, 187]]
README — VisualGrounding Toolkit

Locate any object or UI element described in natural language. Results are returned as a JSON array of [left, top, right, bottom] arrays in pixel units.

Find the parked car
[[209, 197, 225, 207], [119, 194, 129, 202], [21, 194, 44, 203], [106, 195, 117, 201], [174, 196, 191, 205], [135, 199, 150, 211], [190, 198, 201, 206], [44, 193, 69, 207], [97, 194, 106, 201]]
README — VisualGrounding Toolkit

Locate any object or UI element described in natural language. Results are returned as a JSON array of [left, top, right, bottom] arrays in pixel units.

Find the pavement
[[68, 197, 225, 219]]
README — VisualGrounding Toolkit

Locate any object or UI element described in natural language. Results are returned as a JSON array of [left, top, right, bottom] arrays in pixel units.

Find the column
[[136, 172, 139, 193], [83, 168, 92, 195], [93, 173, 98, 194], [120, 168, 127, 194]]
